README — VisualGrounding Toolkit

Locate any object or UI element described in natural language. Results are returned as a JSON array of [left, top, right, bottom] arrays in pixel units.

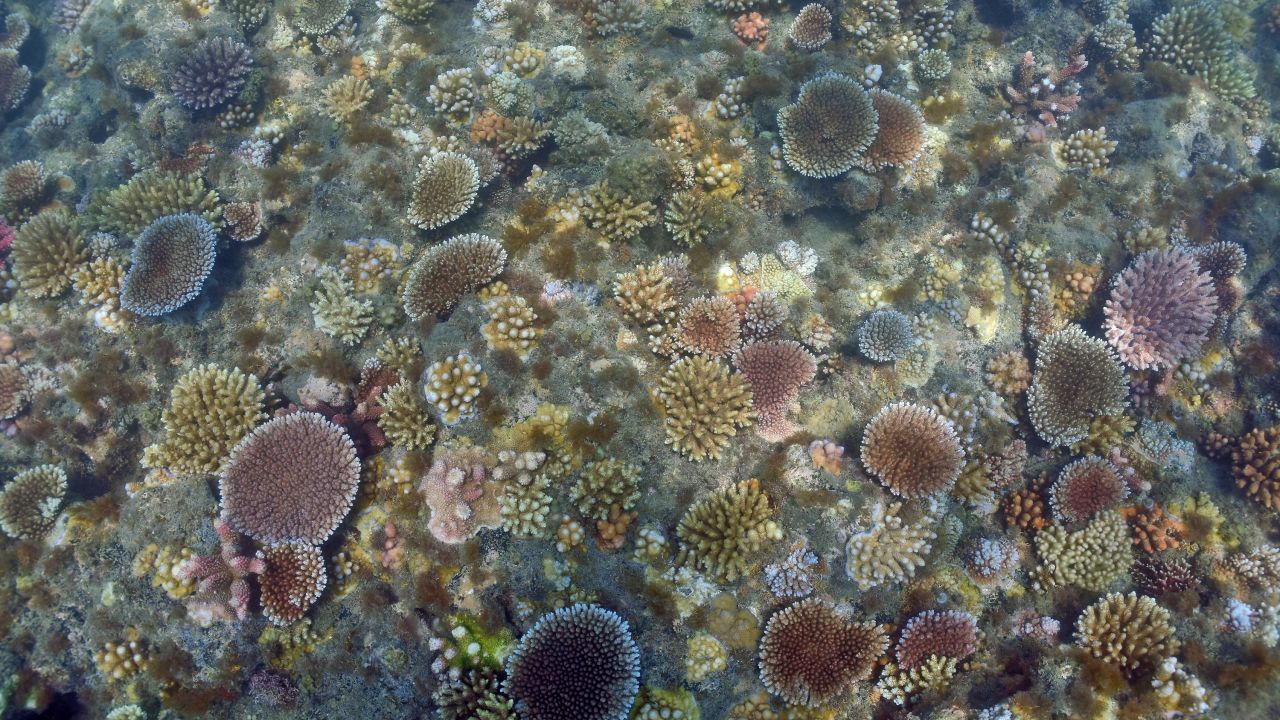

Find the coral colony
[[4, 0, 1280, 717]]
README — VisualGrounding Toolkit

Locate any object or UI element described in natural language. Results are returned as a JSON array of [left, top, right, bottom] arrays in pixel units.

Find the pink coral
[[1049, 456, 1128, 523], [894, 609, 979, 669], [0, 218, 14, 255], [176, 518, 264, 623], [419, 447, 500, 544], [1103, 248, 1217, 371], [808, 439, 844, 474], [734, 340, 817, 441], [732, 12, 768, 50]]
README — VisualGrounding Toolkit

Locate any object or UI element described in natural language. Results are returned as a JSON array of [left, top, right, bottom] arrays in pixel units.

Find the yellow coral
[[482, 294, 541, 360], [142, 365, 267, 474], [423, 353, 487, 425]]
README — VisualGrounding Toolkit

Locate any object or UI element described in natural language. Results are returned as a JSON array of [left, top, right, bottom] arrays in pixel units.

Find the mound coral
[[676, 295, 741, 358], [860, 402, 965, 498], [11, 208, 88, 298], [172, 37, 253, 110], [857, 308, 915, 362], [777, 72, 879, 178], [895, 610, 979, 669], [402, 234, 506, 319], [0, 465, 67, 540], [1076, 592, 1179, 679], [859, 89, 926, 171], [219, 412, 360, 546], [407, 152, 481, 231], [788, 4, 832, 50], [120, 214, 218, 316], [1049, 456, 1127, 523], [758, 598, 888, 707], [845, 501, 935, 588], [1103, 249, 1217, 371], [420, 447, 499, 543], [1027, 325, 1127, 447], [503, 604, 641, 720], [423, 353, 488, 425], [1232, 426, 1280, 512], [676, 479, 781, 582], [142, 364, 266, 474], [655, 356, 755, 461], [733, 340, 817, 441], [258, 542, 327, 626]]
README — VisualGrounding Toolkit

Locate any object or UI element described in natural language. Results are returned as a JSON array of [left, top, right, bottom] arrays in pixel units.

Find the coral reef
[[402, 234, 506, 319], [757, 598, 888, 707], [407, 151, 481, 231], [1028, 325, 1128, 447], [777, 73, 878, 178], [120, 214, 218, 316], [1076, 592, 1180, 680], [1103, 249, 1217, 371], [0, 465, 67, 540], [143, 364, 266, 474], [676, 479, 781, 582], [655, 356, 755, 461], [860, 402, 965, 498]]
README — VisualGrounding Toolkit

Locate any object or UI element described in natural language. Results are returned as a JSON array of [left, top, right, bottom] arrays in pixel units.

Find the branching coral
[[655, 356, 755, 461], [1232, 426, 1280, 512], [1103, 249, 1217, 371], [96, 170, 221, 236], [142, 364, 266, 474], [120, 214, 217, 316], [0, 465, 67, 540], [572, 458, 640, 522], [424, 353, 488, 425], [777, 72, 878, 178], [1075, 592, 1179, 679], [11, 208, 88, 298], [407, 151, 481, 231], [1033, 510, 1132, 591], [377, 381, 436, 450], [258, 542, 327, 626], [219, 412, 360, 545], [321, 76, 372, 125], [733, 340, 816, 441], [676, 479, 781, 582], [482, 294, 541, 360], [310, 266, 372, 345], [1028, 325, 1127, 447], [858, 309, 916, 362], [758, 598, 888, 707], [172, 37, 253, 110], [859, 89, 925, 170], [1048, 456, 1127, 523], [860, 402, 965, 498], [402, 234, 506, 319], [845, 501, 935, 588]]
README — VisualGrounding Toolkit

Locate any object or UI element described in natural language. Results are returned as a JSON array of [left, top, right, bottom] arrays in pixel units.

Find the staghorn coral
[[407, 152, 480, 231], [220, 412, 361, 546], [0, 465, 67, 540], [1104, 249, 1217, 371], [1033, 510, 1132, 591], [142, 364, 266, 474], [503, 604, 640, 720], [172, 37, 253, 110], [1028, 325, 1127, 447], [96, 170, 221, 236], [310, 266, 372, 345], [402, 234, 506, 319], [1048, 456, 1128, 523], [895, 610, 979, 669], [857, 309, 915, 363], [676, 479, 781, 582], [377, 381, 436, 450], [777, 73, 878, 178], [1076, 592, 1179, 679], [120, 214, 217, 316], [845, 501, 935, 588], [655, 356, 755, 461], [859, 89, 926, 171], [424, 353, 488, 425], [876, 656, 957, 706], [860, 402, 965, 498], [11, 208, 88, 298], [757, 598, 888, 708], [321, 76, 373, 125], [258, 542, 327, 626], [733, 340, 816, 441], [788, 4, 832, 51], [1232, 426, 1280, 512]]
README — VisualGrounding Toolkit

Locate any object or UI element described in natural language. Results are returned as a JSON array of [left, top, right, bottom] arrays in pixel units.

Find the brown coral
[[733, 340, 817, 441], [1120, 504, 1184, 554], [1075, 592, 1179, 679], [1048, 456, 1127, 523], [258, 542, 327, 626], [1028, 325, 1128, 447], [402, 234, 506, 319], [777, 72, 879, 178], [788, 4, 832, 50], [676, 295, 741, 358], [858, 89, 926, 171], [758, 598, 888, 707], [407, 152, 480, 231], [894, 610, 979, 669], [1232, 426, 1280, 512], [860, 402, 965, 498], [220, 412, 361, 546]]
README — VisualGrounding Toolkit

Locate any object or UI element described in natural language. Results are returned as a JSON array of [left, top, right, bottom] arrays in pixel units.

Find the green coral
[[675, 479, 782, 582], [311, 267, 373, 345], [142, 365, 266, 474], [377, 381, 436, 450], [10, 208, 89, 298]]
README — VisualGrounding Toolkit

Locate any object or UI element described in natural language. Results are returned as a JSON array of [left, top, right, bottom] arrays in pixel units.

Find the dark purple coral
[[172, 37, 253, 110]]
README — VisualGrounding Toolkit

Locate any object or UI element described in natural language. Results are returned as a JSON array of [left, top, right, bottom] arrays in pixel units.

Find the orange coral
[[470, 109, 506, 145], [595, 504, 636, 551], [1002, 486, 1048, 532], [1120, 504, 1184, 554], [732, 12, 768, 50]]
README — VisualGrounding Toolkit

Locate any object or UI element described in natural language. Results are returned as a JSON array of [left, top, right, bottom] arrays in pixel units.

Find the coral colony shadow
[[4, 0, 1280, 717]]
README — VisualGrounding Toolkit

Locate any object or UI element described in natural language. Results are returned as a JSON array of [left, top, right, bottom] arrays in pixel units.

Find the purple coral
[[176, 518, 264, 623], [419, 447, 500, 544], [1103, 248, 1217, 371], [172, 37, 253, 110]]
